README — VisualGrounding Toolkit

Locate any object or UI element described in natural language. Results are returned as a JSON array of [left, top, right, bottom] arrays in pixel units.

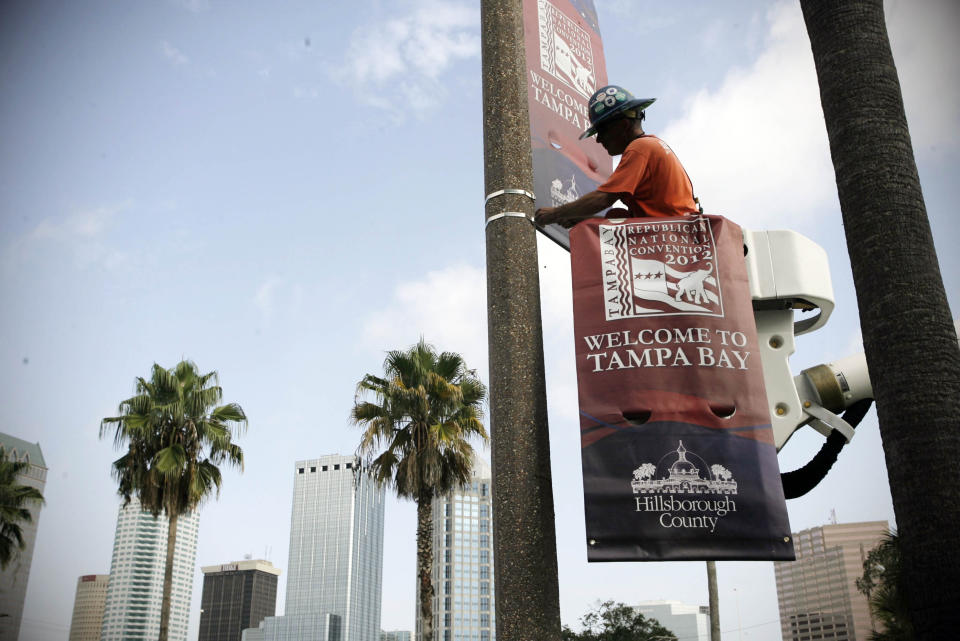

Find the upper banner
[[570, 215, 794, 561], [522, 0, 611, 248]]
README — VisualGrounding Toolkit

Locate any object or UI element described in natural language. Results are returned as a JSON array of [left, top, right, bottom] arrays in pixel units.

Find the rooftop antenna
[[829, 508, 838, 525]]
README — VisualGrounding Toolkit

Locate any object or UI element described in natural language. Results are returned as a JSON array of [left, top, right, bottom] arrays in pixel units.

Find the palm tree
[[352, 339, 487, 641], [0, 454, 45, 570], [857, 531, 913, 641], [100, 360, 246, 641], [799, 0, 960, 636]]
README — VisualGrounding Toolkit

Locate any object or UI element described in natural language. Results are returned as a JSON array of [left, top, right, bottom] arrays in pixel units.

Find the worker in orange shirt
[[534, 85, 699, 228]]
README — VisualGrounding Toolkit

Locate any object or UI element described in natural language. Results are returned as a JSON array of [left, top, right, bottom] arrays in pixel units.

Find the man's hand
[[534, 190, 621, 229], [534, 206, 590, 229]]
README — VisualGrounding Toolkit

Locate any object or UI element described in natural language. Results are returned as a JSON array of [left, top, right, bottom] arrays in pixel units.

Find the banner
[[570, 215, 794, 561], [522, 0, 611, 249]]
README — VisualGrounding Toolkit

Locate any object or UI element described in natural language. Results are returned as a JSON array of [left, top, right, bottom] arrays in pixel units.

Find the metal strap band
[[485, 211, 530, 228], [484, 189, 535, 205]]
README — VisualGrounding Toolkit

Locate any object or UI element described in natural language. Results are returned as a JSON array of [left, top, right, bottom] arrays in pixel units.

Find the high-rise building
[[634, 600, 710, 641], [99, 496, 200, 641], [68, 574, 110, 641], [0, 432, 47, 641], [774, 520, 889, 641], [417, 456, 495, 641], [199, 560, 281, 641], [247, 454, 385, 641], [380, 631, 412, 641]]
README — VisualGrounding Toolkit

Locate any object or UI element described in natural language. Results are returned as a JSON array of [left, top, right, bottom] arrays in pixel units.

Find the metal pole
[[706, 561, 720, 641], [481, 1, 562, 640]]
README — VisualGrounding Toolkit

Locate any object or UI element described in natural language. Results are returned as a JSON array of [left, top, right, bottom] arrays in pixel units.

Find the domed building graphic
[[631, 441, 737, 495]]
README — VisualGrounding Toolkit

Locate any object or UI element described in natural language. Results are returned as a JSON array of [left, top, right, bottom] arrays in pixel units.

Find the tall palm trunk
[[159, 511, 178, 641], [417, 490, 435, 641], [706, 561, 720, 641], [799, 0, 960, 637]]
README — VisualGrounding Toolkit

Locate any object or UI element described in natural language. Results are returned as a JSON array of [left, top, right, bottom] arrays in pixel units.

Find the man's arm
[[534, 190, 620, 228]]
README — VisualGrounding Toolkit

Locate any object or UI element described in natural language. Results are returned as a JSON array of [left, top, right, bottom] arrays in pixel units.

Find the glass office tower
[[418, 456, 495, 641], [250, 454, 384, 641]]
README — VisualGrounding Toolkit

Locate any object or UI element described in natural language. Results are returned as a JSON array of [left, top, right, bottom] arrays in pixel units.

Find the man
[[534, 85, 698, 228]]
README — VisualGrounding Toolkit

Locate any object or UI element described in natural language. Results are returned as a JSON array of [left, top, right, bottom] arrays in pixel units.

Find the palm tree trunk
[[159, 511, 178, 641], [799, 0, 960, 637], [417, 490, 435, 641], [706, 561, 720, 641]]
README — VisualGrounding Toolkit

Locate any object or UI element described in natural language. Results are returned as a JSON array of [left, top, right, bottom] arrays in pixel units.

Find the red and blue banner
[[522, 0, 611, 248], [570, 215, 794, 561]]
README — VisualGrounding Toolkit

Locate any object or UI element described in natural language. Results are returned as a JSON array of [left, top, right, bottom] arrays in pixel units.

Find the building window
[[346, 462, 352, 469], [298, 468, 305, 474], [322, 465, 328, 471], [480, 566, 489, 579], [481, 483, 488, 496], [310, 467, 316, 472], [480, 581, 489, 595], [334, 464, 340, 470]]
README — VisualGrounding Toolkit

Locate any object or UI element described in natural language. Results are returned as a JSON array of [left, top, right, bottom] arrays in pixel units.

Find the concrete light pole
[[481, 1, 562, 640]]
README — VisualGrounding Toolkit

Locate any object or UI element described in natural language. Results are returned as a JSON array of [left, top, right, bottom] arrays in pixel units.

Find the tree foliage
[[101, 359, 246, 641], [857, 531, 914, 641], [352, 339, 487, 641], [0, 454, 45, 569], [352, 339, 487, 500], [562, 601, 677, 641]]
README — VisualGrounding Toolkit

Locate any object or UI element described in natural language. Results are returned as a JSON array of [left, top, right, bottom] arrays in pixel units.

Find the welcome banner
[[570, 215, 794, 561], [522, 0, 611, 248]]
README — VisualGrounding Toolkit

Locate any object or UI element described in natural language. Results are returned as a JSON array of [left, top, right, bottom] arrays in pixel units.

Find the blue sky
[[1, 1, 957, 639]]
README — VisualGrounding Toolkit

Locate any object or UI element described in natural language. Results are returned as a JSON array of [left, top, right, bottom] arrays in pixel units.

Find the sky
[[1, 0, 957, 640]]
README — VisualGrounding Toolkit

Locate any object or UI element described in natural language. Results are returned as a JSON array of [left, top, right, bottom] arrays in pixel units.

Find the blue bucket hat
[[580, 85, 656, 140]]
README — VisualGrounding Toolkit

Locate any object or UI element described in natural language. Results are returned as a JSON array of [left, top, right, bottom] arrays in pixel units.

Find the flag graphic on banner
[[599, 219, 725, 321]]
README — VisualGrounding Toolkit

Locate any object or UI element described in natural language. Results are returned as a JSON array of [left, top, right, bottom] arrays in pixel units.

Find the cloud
[[659, 2, 836, 231], [658, 0, 959, 231], [29, 205, 120, 241], [333, 1, 480, 114], [161, 40, 190, 65], [360, 263, 489, 377], [886, 0, 960, 155], [170, 0, 209, 12], [252, 277, 305, 325], [3, 203, 130, 273]]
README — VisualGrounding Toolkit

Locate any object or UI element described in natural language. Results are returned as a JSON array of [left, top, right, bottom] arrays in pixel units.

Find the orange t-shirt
[[597, 135, 698, 218]]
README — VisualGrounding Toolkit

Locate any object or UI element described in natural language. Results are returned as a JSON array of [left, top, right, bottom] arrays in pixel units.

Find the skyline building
[[634, 600, 710, 641], [199, 559, 280, 641], [68, 574, 110, 641], [774, 520, 889, 641], [246, 454, 385, 641], [380, 631, 412, 641], [417, 456, 495, 641], [0, 432, 47, 641], [99, 496, 200, 641]]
